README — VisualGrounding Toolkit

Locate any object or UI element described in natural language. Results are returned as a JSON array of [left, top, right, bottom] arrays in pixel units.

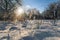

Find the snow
[[0, 20, 60, 40]]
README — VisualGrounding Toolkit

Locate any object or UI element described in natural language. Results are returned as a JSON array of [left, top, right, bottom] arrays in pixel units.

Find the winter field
[[0, 20, 60, 40]]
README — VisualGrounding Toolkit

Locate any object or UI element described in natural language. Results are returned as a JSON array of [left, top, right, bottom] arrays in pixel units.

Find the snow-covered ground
[[0, 20, 60, 40]]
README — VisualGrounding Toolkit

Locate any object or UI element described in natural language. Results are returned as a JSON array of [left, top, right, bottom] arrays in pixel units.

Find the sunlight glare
[[15, 7, 24, 16]]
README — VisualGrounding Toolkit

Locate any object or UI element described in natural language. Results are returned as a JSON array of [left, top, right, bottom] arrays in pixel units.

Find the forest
[[0, 0, 60, 21]]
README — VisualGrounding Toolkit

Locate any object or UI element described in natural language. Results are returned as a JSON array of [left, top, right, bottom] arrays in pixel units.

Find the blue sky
[[23, 0, 58, 13]]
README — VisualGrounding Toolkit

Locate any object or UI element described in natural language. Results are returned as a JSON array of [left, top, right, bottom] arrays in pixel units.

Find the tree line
[[0, 0, 60, 21]]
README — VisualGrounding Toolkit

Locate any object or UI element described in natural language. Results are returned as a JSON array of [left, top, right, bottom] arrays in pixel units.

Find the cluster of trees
[[0, 0, 22, 21], [26, 9, 43, 20], [42, 1, 60, 19], [0, 0, 60, 21], [25, 1, 60, 20]]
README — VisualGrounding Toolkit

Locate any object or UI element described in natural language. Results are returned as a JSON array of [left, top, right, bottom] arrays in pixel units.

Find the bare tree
[[0, 0, 22, 21], [42, 1, 60, 25], [43, 1, 60, 19]]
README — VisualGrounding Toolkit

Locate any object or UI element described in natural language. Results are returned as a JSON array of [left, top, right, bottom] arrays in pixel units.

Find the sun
[[15, 7, 24, 16]]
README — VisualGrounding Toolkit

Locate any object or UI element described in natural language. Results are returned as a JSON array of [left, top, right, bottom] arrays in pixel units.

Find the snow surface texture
[[0, 20, 60, 40]]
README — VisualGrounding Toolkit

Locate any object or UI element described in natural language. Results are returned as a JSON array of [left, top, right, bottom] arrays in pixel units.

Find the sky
[[23, 0, 58, 13]]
